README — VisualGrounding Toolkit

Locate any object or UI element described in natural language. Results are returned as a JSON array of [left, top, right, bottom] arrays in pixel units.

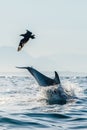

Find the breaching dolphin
[[16, 66, 76, 104], [16, 66, 60, 86]]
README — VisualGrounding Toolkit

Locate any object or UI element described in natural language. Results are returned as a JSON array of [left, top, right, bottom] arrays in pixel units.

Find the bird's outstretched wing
[[20, 30, 32, 37]]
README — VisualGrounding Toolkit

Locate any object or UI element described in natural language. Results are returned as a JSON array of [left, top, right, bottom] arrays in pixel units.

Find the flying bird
[[17, 30, 35, 51]]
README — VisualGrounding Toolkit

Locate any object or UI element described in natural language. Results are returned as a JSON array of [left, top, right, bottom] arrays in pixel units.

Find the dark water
[[0, 73, 87, 130]]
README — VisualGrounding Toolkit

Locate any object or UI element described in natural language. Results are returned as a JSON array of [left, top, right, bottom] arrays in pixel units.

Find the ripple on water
[[0, 75, 87, 130]]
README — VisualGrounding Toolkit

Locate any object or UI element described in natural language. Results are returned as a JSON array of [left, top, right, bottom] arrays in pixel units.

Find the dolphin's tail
[[16, 66, 29, 69], [16, 66, 36, 77]]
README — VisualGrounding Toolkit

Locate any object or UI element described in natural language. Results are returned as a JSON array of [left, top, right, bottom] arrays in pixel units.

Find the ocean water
[[0, 72, 87, 130]]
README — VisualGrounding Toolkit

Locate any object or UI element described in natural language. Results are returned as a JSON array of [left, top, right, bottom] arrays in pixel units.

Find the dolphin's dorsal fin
[[54, 71, 60, 84]]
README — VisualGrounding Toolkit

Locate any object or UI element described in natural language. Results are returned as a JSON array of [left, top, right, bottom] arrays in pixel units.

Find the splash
[[36, 81, 83, 105], [62, 81, 84, 98]]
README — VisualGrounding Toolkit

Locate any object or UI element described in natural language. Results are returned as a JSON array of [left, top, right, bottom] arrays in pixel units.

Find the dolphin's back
[[16, 67, 60, 86], [27, 67, 57, 86]]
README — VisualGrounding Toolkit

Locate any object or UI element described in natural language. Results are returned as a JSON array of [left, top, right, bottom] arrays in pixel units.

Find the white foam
[[36, 81, 84, 104]]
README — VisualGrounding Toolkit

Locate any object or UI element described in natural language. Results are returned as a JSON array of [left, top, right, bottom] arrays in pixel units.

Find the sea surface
[[0, 71, 87, 130]]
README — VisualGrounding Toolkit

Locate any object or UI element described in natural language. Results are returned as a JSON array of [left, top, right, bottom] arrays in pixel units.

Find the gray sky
[[0, 0, 87, 72]]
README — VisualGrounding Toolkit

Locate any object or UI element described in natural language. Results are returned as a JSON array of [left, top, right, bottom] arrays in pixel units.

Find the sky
[[0, 0, 87, 73]]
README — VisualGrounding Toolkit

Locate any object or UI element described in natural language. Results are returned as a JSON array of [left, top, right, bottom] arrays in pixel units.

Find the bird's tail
[[31, 34, 35, 39]]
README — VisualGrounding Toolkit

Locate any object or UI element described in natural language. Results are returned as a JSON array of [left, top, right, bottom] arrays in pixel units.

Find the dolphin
[[16, 66, 77, 105], [16, 66, 60, 86]]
